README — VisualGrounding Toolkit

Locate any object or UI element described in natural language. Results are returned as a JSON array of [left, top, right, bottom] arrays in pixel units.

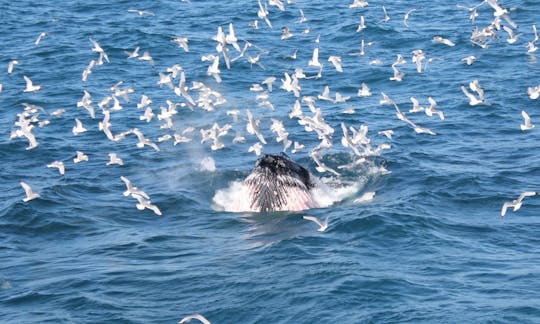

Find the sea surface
[[1, 0, 540, 323]]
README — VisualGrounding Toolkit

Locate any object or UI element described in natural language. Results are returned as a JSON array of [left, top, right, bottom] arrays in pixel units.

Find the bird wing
[[23, 76, 33, 88], [518, 191, 537, 203], [522, 110, 531, 125], [20, 181, 33, 196]]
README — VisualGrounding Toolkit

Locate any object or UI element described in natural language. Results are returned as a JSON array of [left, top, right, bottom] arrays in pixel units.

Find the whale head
[[244, 153, 318, 212]]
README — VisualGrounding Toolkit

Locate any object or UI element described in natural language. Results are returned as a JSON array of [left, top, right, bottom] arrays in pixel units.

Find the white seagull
[[134, 194, 162, 216], [89, 37, 110, 64], [461, 85, 485, 106], [73, 151, 89, 163], [127, 9, 155, 16], [432, 36, 455, 46], [302, 215, 328, 232], [20, 182, 40, 202], [309, 47, 323, 69], [501, 191, 537, 217], [8, 60, 19, 74], [528, 85, 540, 100], [403, 8, 417, 28], [120, 176, 150, 200], [47, 161, 65, 175], [520, 110, 535, 131], [178, 313, 211, 324], [23, 75, 42, 93], [107, 153, 124, 166], [34, 32, 47, 46], [461, 55, 476, 65], [72, 118, 87, 135]]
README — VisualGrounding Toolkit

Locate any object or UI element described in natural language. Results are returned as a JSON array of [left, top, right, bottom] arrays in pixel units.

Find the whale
[[241, 153, 320, 212]]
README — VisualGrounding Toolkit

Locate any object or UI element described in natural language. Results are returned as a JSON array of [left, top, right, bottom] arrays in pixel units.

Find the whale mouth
[[244, 153, 317, 212]]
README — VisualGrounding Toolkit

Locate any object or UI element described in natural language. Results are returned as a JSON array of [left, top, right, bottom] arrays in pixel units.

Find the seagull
[[172, 36, 189, 52], [334, 92, 351, 103], [213, 26, 231, 70], [226, 23, 241, 52], [356, 15, 366, 32], [379, 92, 393, 105], [528, 85, 540, 100], [137, 94, 152, 109], [380, 5, 390, 23], [257, 0, 272, 28], [77, 90, 96, 118], [318, 85, 333, 101], [89, 37, 110, 64], [461, 85, 485, 106], [134, 194, 162, 216], [167, 64, 183, 78], [34, 32, 47, 46], [125, 46, 140, 58], [246, 109, 267, 144], [107, 153, 124, 166], [310, 151, 339, 176], [8, 60, 19, 74], [461, 55, 476, 65], [248, 142, 263, 156], [378, 129, 394, 139], [425, 97, 444, 120], [72, 118, 87, 135], [178, 314, 211, 324], [349, 0, 369, 8], [408, 49, 425, 73], [291, 141, 305, 153], [50, 108, 65, 117], [140, 107, 154, 122], [132, 128, 160, 151], [328, 56, 343, 72], [501, 191, 537, 217], [299, 9, 308, 23], [99, 110, 116, 141], [432, 36, 455, 46], [261, 76, 276, 92], [403, 8, 417, 28], [502, 25, 520, 44], [281, 26, 294, 40], [174, 71, 196, 106], [120, 176, 150, 200], [158, 72, 174, 89], [308, 47, 323, 69], [23, 75, 42, 93], [302, 215, 328, 232], [389, 65, 404, 82], [280, 72, 301, 97], [357, 82, 372, 97], [139, 51, 155, 66], [73, 151, 89, 163], [409, 96, 424, 113], [82, 59, 96, 82], [520, 110, 535, 131], [469, 79, 484, 99], [47, 161, 65, 175], [20, 181, 40, 202], [127, 9, 155, 16]]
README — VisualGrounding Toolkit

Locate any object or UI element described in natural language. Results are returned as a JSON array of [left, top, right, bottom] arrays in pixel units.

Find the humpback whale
[[242, 153, 320, 212]]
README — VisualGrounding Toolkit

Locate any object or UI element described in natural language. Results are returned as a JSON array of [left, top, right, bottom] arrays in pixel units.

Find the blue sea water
[[1, 0, 540, 322]]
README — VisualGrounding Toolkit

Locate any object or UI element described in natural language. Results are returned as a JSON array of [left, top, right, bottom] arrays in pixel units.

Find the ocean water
[[1, 0, 540, 322]]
